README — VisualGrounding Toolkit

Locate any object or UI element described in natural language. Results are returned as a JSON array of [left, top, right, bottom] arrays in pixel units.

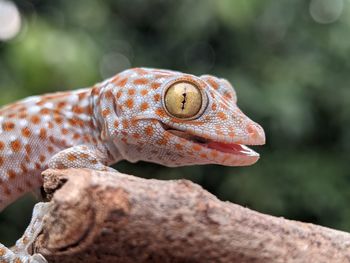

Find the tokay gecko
[[0, 68, 265, 262]]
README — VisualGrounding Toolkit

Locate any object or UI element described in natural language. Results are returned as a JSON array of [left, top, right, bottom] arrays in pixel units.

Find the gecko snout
[[246, 123, 266, 145]]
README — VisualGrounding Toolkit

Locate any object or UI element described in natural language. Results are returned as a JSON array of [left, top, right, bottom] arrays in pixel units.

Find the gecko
[[0, 67, 265, 262]]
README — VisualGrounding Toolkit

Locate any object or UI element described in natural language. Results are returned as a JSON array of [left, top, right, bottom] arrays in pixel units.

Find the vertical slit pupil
[[181, 93, 186, 110]]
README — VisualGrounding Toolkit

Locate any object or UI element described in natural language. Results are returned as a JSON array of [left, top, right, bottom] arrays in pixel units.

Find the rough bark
[[33, 168, 350, 263]]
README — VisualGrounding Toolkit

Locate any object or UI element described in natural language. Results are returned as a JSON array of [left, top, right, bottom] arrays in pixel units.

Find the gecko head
[[104, 68, 265, 167]]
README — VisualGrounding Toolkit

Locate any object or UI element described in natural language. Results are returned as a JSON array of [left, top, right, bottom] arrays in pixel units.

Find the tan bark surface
[[33, 168, 350, 263]]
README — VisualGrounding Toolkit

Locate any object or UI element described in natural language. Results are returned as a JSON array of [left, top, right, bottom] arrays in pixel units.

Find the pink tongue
[[207, 142, 250, 155]]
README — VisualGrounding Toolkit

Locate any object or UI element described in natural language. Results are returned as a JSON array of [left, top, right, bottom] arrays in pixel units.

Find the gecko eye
[[163, 81, 205, 119]]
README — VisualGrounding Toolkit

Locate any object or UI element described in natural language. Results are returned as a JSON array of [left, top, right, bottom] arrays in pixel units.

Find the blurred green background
[[1, 0, 350, 245]]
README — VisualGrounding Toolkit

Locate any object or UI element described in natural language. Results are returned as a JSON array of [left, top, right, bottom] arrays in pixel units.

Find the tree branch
[[33, 168, 350, 263]]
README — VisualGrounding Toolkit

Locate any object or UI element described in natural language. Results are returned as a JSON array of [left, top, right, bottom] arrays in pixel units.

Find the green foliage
[[1, 0, 349, 245]]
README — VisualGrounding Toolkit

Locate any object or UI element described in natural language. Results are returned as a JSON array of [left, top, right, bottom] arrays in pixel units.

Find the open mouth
[[166, 128, 259, 158]]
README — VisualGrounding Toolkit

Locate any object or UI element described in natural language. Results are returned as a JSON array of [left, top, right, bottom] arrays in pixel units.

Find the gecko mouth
[[166, 128, 259, 158]]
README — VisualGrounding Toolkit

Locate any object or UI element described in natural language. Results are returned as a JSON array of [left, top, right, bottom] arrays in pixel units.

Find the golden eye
[[163, 81, 204, 119]]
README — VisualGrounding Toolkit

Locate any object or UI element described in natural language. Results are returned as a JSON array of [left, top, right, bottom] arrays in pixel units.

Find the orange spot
[[57, 101, 67, 108], [125, 98, 134, 109], [10, 140, 21, 152], [207, 77, 219, 90], [78, 153, 90, 159], [39, 155, 46, 162], [132, 133, 140, 139], [210, 151, 219, 158], [128, 89, 136, 96], [39, 128, 47, 140], [30, 115, 41, 124], [67, 153, 77, 161], [220, 103, 228, 110], [0, 141, 4, 151], [2, 121, 15, 131], [200, 153, 207, 158], [68, 118, 79, 126], [140, 89, 148, 96], [36, 100, 46, 106], [122, 120, 129, 129], [192, 144, 201, 151], [102, 108, 111, 117], [35, 163, 41, 169], [134, 68, 148, 75], [47, 146, 54, 153], [151, 82, 161, 89], [133, 78, 148, 85], [144, 126, 154, 136], [116, 90, 122, 99], [155, 108, 166, 117], [217, 112, 227, 120], [111, 75, 120, 84], [85, 106, 93, 115], [40, 108, 50, 115], [114, 120, 119, 128], [175, 144, 183, 150], [83, 134, 91, 143], [18, 106, 26, 112], [61, 128, 69, 135], [247, 124, 258, 139], [75, 119, 84, 127], [73, 133, 81, 140], [21, 127, 31, 137], [224, 92, 232, 99], [211, 103, 217, 111], [0, 157, 3, 167], [116, 78, 128, 87], [228, 131, 235, 138], [131, 118, 138, 126], [140, 102, 149, 111], [154, 94, 160, 102], [7, 170, 16, 179], [72, 106, 84, 114], [157, 137, 168, 145], [91, 86, 100, 96], [19, 113, 27, 119], [79, 92, 89, 100]]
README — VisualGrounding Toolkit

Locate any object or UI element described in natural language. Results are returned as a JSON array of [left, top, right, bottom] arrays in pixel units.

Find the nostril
[[246, 123, 266, 145]]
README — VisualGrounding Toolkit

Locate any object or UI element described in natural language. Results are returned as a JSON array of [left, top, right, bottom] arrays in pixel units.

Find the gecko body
[[0, 68, 265, 262]]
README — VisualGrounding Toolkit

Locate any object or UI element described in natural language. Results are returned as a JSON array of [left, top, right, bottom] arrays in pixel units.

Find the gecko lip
[[166, 128, 259, 158]]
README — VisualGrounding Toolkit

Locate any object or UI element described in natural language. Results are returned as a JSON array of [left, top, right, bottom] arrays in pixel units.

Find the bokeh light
[[0, 0, 21, 41], [310, 0, 344, 24]]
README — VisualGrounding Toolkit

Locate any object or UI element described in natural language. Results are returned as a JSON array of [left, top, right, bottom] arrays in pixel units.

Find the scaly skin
[[0, 68, 265, 262]]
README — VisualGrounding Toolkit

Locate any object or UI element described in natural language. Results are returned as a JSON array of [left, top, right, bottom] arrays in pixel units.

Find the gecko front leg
[[47, 145, 115, 172], [0, 145, 115, 263]]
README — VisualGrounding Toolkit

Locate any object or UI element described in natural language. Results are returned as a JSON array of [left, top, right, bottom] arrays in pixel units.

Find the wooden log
[[32, 168, 350, 263]]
